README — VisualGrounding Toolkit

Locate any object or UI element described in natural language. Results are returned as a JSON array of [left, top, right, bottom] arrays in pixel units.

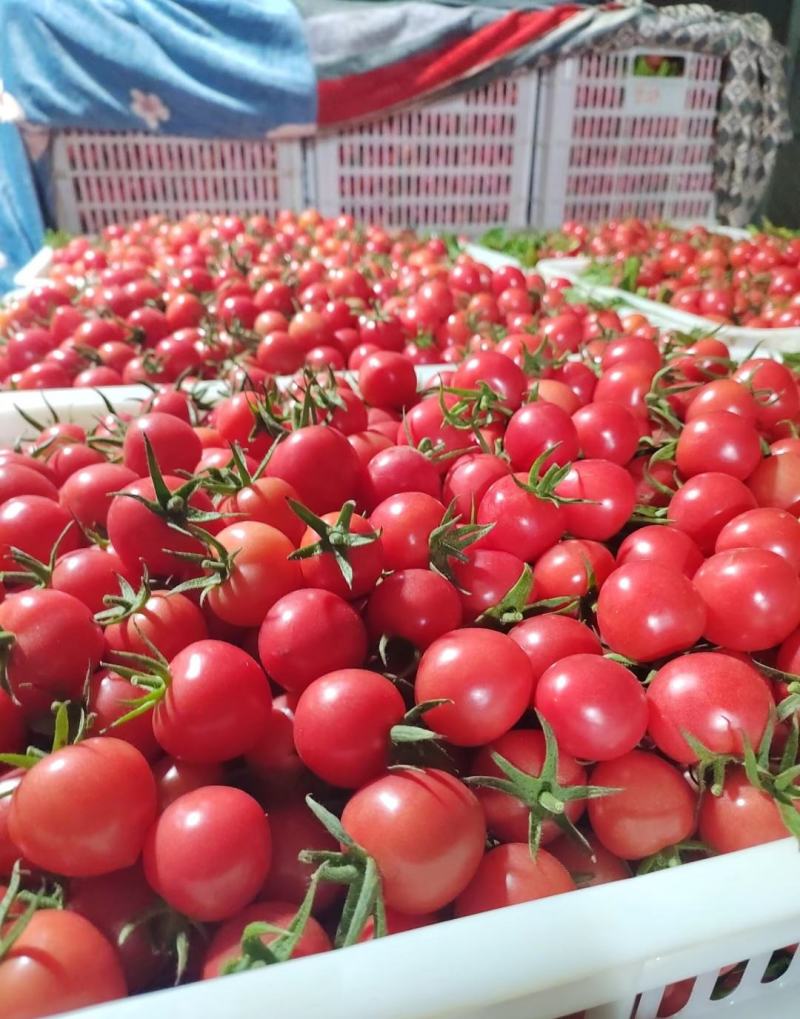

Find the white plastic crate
[[532, 49, 723, 229], [2, 383, 800, 1019], [51, 131, 306, 234], [535, 256, 800, 353], [309, 74, 538, 231]]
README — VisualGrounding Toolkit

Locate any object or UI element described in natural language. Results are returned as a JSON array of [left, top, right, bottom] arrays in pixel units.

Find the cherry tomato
[[647, 652, 772, 764], [596, 562, 706, 662], [698, 767, 793, 853], [0, 909, 127, 1018], [415, 629, 533, 746], [10, 737, 157, 876], [676, 411, 762, 481], [588, 751, 697, 859], [143, 786, 271, 921], [258, 588, 367, 694], [533, 538, 615, 601], [668, 472, 757, 553], [267, 425, 362, 514], [366, 568, 463, 650], [154, 640, 271, 763], [535, 654, 647, 761], [104, 588, 207, 662], [548, 830, 631, 887], [616, 524, 703, 577], [693, 548, 800, 651], [0, 589, 104, 719], [555, 459, 636, 540], [341, 768, 486, 914], [205, 521, 302, 627], [715, 507, 800, 570], [294, 669, 405, 787], [454, 844, 575, 917], [202, 900, 331, 978], [471, 729, 588, 844]]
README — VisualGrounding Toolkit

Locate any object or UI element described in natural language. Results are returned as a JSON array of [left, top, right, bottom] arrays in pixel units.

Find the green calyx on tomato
[[466, 715, 620, 859], [298, 796, 387, 949], [114, 435, 222, 530], [427, 501, 494, 585], [288, 500, 380, 590], [0, 700, 92, 771]]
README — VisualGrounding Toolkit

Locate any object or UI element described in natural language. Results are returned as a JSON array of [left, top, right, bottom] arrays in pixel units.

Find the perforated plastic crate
[[51, 131, 306, 234], [309, 74, 538, 231], [532, 49, 723, 228]]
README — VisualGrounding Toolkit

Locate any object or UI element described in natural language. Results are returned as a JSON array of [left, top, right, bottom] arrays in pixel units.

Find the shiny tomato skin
[[647, 652, 772, 765], [596, 562, 706, 662], [296, 510, 383, 600], [258, 588, 367, 694], [572, 401, 640, 465], [0, 463, 58, 503], [535, 654, 647, 761], [509, 614, 601, 698], [0, 589, 104, 719], [668, 472, 757, 554], [471, 729, 587, 844], [143, 786, 272, 921], [693, 548, 800, 651], [415, 628, 533, 746], [616, 524, 704, 577], [715, 507, 800, 571], [555, 459, 636, 540], [107, 474, 220, 578], [533, 538, 615, 601], [341, 768, 486, 915], [9, 738, 157, 877], [548, 830, 631, 887], [0, 909, 127, 1019], [104, 589, 208, 662], [454, 844, 575, 917], [59, 462, 139, 532], [366, 568, 463, 650], [155, 640, 271, 763], [206, 521, 302, 627], [450, 548, 532, 623], [294, 669, 405, 788], [369, 491, 445, 572], [218, 474, 305, 542], [698, 767, 793, 853], [588, 751, 697, 859], [504, 402, 579, 472], [266, 425, 362, 515], [51, 546, 139, 615], [202, 900, 331, 978], [675, 411, 762, 481], [122, 412, 202, 476], [442, 453, 510, 522], [88, 670, 161, 762], [747, 453, 800, 516], [477, 474, 565, 563], [152, 757, 225, 813], [0, 495, 81, 572]]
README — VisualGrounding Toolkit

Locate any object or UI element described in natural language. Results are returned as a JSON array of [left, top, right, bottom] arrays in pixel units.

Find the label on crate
[[623, 78, 689, 117]]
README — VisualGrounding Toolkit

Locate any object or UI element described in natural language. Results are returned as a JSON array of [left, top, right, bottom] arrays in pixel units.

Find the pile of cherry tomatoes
[[1, 210, 800, 1019], [484, 218, 800, 329]]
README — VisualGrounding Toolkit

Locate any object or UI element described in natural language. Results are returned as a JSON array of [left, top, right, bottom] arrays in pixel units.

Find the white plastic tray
[[2, 385, 800, 1019], [12, 245, 54, 288], [535, 256, 800, 353]]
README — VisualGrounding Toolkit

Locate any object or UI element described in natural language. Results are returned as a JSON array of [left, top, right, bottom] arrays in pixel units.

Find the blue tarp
[[0, 0, 317, 289]]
